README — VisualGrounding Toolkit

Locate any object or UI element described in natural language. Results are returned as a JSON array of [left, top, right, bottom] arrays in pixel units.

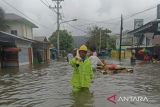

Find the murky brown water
[[0, 60, 160, 107]]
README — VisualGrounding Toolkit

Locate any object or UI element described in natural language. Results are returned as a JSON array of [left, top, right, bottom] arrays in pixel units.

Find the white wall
[[22, 24, 33, 39], [18, 48, 29, 65], [131, 33, 153, 48], [6, 22, 22, 37], [144, 33, 154, 46], [16, 39, 32, 66], [6, 21, 33, 39]]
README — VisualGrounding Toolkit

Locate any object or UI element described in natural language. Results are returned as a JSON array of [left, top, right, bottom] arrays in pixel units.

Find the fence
[[111, 50, 132, 59]]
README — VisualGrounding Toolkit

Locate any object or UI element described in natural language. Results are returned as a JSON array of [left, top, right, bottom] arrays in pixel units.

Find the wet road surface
[[0, 60, 160, 107]]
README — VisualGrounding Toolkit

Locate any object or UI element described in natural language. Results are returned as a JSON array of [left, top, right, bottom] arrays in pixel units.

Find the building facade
[[0, 31, 33, 67], [33, 36, 51, 64], [128, 19, 160, 60], [0, 13, 50, 68]]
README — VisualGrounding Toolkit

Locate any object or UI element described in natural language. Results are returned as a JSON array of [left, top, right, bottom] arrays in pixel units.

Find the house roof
[[0, 31, 49, 49], [0, 31, 33, 42], [34, 36, 48, 42], [5, 13, 38, 28], [128, 19, 160, 35]]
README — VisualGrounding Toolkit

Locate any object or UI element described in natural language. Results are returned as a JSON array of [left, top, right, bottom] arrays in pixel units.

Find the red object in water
[[144, 55, 150, 61], [107, 64, 116, 70], [138, 51, 144, 56], [4, 48, 20, 52]]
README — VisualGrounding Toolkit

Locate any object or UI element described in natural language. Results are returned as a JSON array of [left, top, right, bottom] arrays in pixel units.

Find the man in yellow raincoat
[[69, 45, 93, 92]]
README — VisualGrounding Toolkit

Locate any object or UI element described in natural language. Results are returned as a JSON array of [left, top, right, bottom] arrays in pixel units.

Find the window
[[11, 30, 18, 36], [157, 23, 160, 32], [146, 37, 150, 46]]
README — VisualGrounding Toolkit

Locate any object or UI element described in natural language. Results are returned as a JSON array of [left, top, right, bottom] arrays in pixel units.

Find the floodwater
[[0, 60, 160, 107]]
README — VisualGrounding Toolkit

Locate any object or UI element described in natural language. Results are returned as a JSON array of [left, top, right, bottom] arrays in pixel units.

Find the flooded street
[[0, 60, 160, 107]]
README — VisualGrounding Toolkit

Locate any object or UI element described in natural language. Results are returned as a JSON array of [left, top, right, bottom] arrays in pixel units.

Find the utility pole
[[99, 30, 102, 53], [52, 0, 64, 59], [119, 14, 123, 61], [106, 34, 108, 49]]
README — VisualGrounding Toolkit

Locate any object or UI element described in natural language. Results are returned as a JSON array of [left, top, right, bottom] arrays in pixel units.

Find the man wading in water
[[69, 45, 93, 92]]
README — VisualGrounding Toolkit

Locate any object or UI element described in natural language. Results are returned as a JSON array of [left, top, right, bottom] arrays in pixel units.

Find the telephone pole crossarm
[[52, 0, 64, 59]]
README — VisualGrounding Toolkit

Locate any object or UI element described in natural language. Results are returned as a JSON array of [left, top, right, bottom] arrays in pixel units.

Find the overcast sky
[[0, 0, 160, 37]]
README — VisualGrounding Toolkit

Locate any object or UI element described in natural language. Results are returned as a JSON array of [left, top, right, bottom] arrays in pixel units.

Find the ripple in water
[[0, 61, 159, 107]]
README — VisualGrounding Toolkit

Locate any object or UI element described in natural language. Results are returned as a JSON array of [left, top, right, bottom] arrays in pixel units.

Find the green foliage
[[86, 26, 116, 50], [49, 30, 73, 52], [107, 36, 116, 49], [0, 7, 8, 31]]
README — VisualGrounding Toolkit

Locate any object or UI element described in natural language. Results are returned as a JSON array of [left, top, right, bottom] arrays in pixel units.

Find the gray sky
[[0, 0, 160, 37]]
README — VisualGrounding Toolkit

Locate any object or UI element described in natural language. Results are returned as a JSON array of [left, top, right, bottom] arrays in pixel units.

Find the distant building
[[34, 36, 48, 42], [33, 36, 51, 63], [116, 36, 133, 50], [128, 19, 160, 60], [114, 31, 133, 59], [116, 30, 133, 50], [72, 36, 89, 48], [127, 5, 160, 60]]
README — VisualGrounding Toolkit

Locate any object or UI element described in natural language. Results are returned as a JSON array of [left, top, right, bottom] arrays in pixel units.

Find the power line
[[39, 0, 58, 27], [76, 20, 120, 27], [75, 17, 121, 27], [39, 0, 57, 15], [34, 29, 46, 37], [60, 18, 66, 30], [124, 6, 156, 20], [60, 9, 88, 34], [61, 7, 65, 19], [40, 0, 49, 8], [80, 17, 121, 23], [44, 0, 50, 6], [63, 5, 157, 35], [71, 5, 157, 27], [2, 0, 53, 31], [68, 5, 157, 35], [66, 23, 88, 34]]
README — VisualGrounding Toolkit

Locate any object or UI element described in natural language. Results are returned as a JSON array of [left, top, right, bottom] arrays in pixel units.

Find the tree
[[0, 7, 8, 31], [107, 36, 116, 49], [49, 30, 73, 52], [86, 26, 115, 50]]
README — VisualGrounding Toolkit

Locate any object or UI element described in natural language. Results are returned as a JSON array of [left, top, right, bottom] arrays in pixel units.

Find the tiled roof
[[34, 36, 48, 42]]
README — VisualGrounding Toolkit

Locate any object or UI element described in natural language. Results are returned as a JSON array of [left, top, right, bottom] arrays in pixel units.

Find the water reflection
[[0, 67, 19, 76], [132, 64, 160, 105], [0, 60, 159, 107], [70, 88, 94, 107]]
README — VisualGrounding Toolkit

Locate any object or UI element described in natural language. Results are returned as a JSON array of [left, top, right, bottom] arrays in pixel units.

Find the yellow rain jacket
[[69, 57, 93, 91]]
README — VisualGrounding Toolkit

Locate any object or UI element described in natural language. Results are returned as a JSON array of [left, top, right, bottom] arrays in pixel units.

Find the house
[[121, 5, 160, 60], [128, 19, 160, 60], [0, 31, 33, 67], [0, 13, 38, 67], [5, 13, 38, 39], [116, 31, 133, 50], [34, 36, 48, 42], [33, 36, 51, 64], [114, 32, 133, 59], [128, 20, 159, 48]]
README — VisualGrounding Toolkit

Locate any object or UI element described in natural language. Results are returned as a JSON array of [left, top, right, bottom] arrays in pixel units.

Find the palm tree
[[0, 7, 8, 31]]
